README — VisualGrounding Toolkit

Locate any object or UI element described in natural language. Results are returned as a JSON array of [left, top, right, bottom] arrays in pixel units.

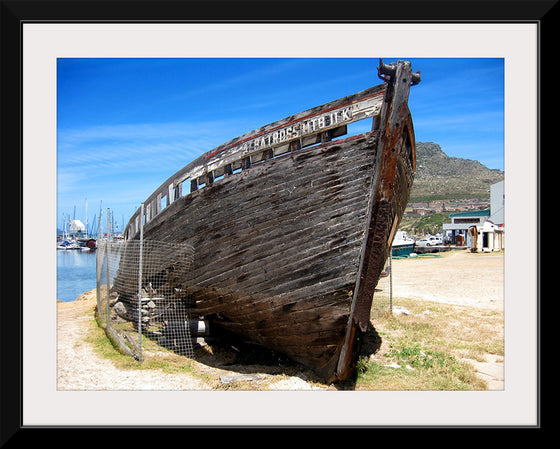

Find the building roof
[[449, 209, 491, 218]]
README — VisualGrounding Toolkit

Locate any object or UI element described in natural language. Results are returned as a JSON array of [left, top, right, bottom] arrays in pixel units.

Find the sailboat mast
[[98, 200, 103, 239]]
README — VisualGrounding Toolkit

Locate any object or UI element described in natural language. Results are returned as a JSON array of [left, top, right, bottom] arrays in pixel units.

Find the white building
[[68, 219, 86, 237], [488, 180, 504, 226], [442, 209, 490, 246], [442, 180, 504, 251]]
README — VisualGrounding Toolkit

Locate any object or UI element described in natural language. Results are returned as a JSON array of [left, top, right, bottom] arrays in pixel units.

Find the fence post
[[105, 208, 112, 327], [137, 203, 144, 362], [95, 239, 103, 318], [389, 251, 393, 313]]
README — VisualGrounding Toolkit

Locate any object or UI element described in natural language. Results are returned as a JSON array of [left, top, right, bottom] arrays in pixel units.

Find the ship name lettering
[[232, 106, 353, 155]]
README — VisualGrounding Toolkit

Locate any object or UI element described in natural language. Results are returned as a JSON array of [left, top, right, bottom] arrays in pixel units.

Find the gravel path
[[57, 292, 213, 390]]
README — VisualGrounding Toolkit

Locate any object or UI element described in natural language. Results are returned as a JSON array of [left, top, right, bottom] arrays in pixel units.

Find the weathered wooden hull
[[116, 60, 419, 382]]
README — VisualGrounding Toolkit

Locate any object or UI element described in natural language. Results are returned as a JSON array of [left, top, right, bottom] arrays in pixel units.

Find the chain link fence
[[96, 236, 196, 362]]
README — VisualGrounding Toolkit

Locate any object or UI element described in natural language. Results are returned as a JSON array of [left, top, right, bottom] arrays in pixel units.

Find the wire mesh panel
[[370, 255, 393, 315], [96, 238, 195, 361]]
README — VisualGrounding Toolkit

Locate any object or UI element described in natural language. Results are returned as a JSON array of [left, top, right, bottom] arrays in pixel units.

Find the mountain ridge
[[409, 142, 504, 202]]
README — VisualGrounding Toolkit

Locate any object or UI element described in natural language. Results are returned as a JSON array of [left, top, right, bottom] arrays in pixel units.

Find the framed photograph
[[2, 0, 548, 437]]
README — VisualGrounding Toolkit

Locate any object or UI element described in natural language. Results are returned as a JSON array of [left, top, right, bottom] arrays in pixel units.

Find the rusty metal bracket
[[377, 59, 397, 83]]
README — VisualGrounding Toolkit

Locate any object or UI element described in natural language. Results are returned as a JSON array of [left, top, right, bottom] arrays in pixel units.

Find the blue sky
[[57, 57, 504, 234]]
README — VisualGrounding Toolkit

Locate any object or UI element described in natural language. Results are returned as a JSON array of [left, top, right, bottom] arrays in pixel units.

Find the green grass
[[89, 310, 202, 376], [347, 298, 503, 390]]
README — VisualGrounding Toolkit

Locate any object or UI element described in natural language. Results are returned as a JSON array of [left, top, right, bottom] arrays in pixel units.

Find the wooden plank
[[149, 143, 373, 292]]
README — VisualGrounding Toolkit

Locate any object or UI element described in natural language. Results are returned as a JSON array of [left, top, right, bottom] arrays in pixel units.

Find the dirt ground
[[387, 249, 504, 310], [57, 249, 504, 391], [380, 249, 504, 390], [57, 292, 213, 390]]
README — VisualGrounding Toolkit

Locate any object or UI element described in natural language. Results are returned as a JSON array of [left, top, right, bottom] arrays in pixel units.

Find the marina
[[57, 249, 97, 302]]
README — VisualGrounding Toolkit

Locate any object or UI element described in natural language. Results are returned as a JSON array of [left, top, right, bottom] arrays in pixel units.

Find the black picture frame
[[2, 0, 552, 442]]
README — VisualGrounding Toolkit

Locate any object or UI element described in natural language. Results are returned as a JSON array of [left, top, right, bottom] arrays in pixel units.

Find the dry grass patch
[[349, 297, 503, 390]]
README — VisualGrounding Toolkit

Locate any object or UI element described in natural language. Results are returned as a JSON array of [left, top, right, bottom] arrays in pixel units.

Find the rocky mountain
[[409, 142, 504, 202]]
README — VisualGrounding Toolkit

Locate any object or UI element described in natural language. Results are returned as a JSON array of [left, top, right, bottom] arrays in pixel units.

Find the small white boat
[[57, 239, 81, 250], [391, 230, 416, 256]]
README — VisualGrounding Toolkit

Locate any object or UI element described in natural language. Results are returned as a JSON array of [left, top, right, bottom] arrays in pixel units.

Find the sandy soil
[[57, 249, 504, 391], [57, 291, 213, 390], [388, 249, 504, 310]]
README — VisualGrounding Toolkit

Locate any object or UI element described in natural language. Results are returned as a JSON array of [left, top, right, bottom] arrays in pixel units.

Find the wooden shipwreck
[[116, 59, 421, 382]]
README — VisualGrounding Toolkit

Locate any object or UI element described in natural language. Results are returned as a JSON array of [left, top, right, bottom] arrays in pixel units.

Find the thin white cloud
[[57, 119, 248, 169], [57, 117, 258, 223]]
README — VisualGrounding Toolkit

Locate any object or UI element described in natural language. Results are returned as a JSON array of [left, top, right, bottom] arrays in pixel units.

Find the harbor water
[[57, 249, 97, 302]]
